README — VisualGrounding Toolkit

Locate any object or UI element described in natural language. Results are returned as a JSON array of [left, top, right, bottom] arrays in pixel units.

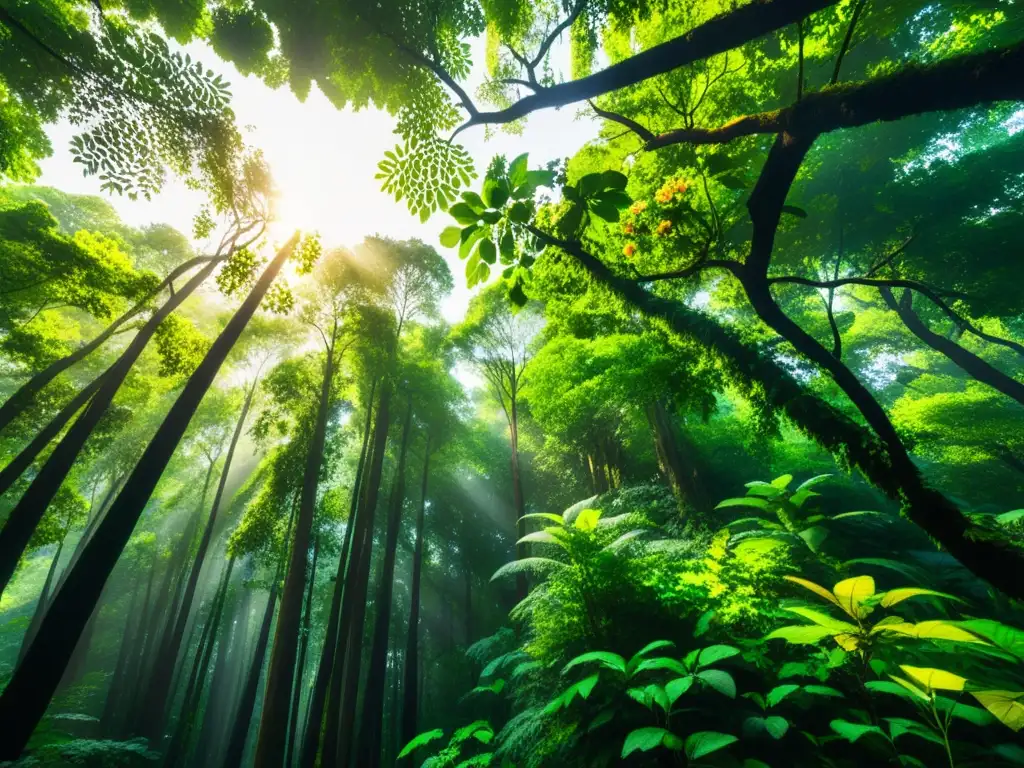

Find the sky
[[37, 35, 599, 323]]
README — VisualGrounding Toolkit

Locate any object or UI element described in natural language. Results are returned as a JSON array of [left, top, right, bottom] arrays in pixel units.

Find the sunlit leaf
[[398, 729, 444, 758], [971, 690, 1024, 731], [833, 576, 875, 619], [684, 731, 737, 760]]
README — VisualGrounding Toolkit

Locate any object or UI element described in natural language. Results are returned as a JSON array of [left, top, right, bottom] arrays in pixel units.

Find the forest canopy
[[1, 1, 1024, 767]]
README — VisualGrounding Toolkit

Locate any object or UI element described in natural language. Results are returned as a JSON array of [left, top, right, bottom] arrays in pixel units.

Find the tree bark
[[647, 400, 709, 515], [299, 377, 377, 768], [327, 378, 392, 768], [286, 535, 321, 764], [356, 399, 414, 768], [0, 235, 299, 761], [880, 287, 1024, 407], [253, 315, 339, 768], [140, 379, 258, 743], [16, 528, 67, 664], [509, 403, 528, 603], [0, 260, 219, 597], [400, 437, 430, 750]]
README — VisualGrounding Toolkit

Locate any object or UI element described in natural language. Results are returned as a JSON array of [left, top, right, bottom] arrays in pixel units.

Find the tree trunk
[[253, 317, 339, 768], [0, 260, 219, 597], [880, 287, 1024, 407], [356, 399, 414, 768], [327, 379, 392, 768], [647, 400, 709, 515], [16, 528, 67, 664], [400, 437, 429, 750], [509, 405, 527, 603], [0, 235, 299, 761], [0, 374, 104, 499], [0, 255, 222, 434], [299, 378, 377, 768], [286, 535, 320, 764], [164, 557, 236, 768], [140, 379, 258, 743]]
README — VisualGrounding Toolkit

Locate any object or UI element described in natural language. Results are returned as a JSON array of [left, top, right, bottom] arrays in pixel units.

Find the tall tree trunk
[[299, 378, 377, 768], [286, 535, 320, 764], [400, 437, 429, 749], [16, 527, 68, 664], [356, 399, 414, 768], [0, 375, 104, 499], [0, 260, 219, 596], [647, 399, 709, 515], [140, 379, 258, 743], [0, 235, 300, 761], [0, 255, 223, 434], [880, 287, 1024, 406], [326, 379, 392, 768], [165, 557, 236, 768], [253, 317, 338, 768]]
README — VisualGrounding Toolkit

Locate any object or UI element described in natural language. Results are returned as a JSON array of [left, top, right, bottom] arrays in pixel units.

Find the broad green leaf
[[795, 474, 832, 492], [766, 684, 801, 707], [830, 720, 886, 743], [665, 676, 694, 704], [833, 576, 875, 619], [543, 673, 600, 715], [971, 690, 1024, 731], [696, 669, 736, 698], [439, 226, 462, 248], [622, 727, 682, 758], [601, 170, 628, 190], [507, 200, 531, 223], [763, 716, 790, 739], [450, 202, 480, 225], [784, 607, 858, 634], [877, 620, 988, 644], [490, 557, 566, 582], [479, 238, 496, 265], [843, 558, 927, 582], [517, 530, 563, 547], [771, 474, 793, 489], [887, 676, 930, 702], [452, 721, 493, 745], [695, 644, 740, 668], [508, 153, 529, 188], [784, 576, 843, 609], [461, 191, 486, 212], [468, 679, 506, 696], [797, 525, 828, 552], [398, 729, 444, 758], [878, 588, 958, 608], [934, 696, 995, 726], [684, 731, 738, 760], [899, 666, 966, 692], [867, 680, 923, 700], [716, 497, 771, 510], [996, 509, 1024, 525], [563, 651, 626, 674], [518, 513, 565, 525], [632, 640, 675, 660], [957, 619, 1024, 659], [789, 489, 819, 508], [832, 510, 884, 521], [885, 718, 943, 745], [574, 508, 601, 531], [802, 685, 843, 698], [765, 625, 834, 644], [634, 657, 689, 676]]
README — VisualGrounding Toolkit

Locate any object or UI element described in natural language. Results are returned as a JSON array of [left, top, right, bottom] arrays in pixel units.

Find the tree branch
[[588, 101, 656, 142], [530, 0, 589, 71], [831, 0, 868, 85]]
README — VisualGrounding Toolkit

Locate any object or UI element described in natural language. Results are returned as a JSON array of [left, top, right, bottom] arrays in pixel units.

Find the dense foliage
[[1, 1, 1023, 767]]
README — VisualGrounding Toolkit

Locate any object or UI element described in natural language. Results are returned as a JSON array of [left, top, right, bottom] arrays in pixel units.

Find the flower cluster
[[654, 177, 689, 204]]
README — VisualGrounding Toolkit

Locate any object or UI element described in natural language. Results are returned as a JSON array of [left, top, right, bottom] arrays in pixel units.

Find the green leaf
[[771, 474, 794, 489], [461, 191, 486, 212], [635, 657, 689, 676], [802, 685, 844, 698], [971, 690, 1024, 731], [453, 720, 493, 745], [483, 178, 509, 209], [797, 526, 829, 552], [783, 607, 858, 634], [957, 620, 1024, 659], [996, 509, 1024, 525], [866, 680, 923, 700], [574, 507, 602, 531], [795, 474, 832, 492], [716, 497, 771, 510], [631, 640, 675, 661], [543, 673, 600, 715], [563, 651, 626, 675], [450, 202, 480, 225], [519, 513, 564, 525], [745, 715, 790, 740], [684, 731, 738, 760], [508, 153, 529, 188], [601, 170, 628, 190], [622, 727, 681, 758], [525, 169, 556, 189], [695, 644, 740, 668], [507, 201, 530, 223], [877, 588, 958, 608], [578, 172, 604, 198], [767, 684, 801, 707], [765, 625, 834, 645], [439, 226, 462, 248], [665, 676, 694, 704], [830, 720, 887, 743], [696, 669, 736, 698], [398, 729, 444, 758], [885, 718, 943, 745], [589, 198, 621, 223], [479, 238, 497, 265]]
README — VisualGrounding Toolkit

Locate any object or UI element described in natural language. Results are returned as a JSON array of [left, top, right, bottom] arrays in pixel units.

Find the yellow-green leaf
[[784, 576, 842, 609], [878, 588, 959, 608], [784, 607, 858, 634], [971, 690, 1024, 732], [877, 620, 988, 645], [574, 508, 602, 532], [888, 675, 930, 702], [899, 666, 967, 693], [833, 576, 875, 619]]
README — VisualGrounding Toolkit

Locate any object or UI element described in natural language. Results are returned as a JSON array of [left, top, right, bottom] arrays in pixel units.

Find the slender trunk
[[100, 551, 156, 735], [300, 378, 377, 768], [509, 406, 527, 603], [287, 536, 321, 764], [356, 400, 414, 768], [881, 287, 1024, 406], [164, 557, 236, 768], [327, 379, 392, 768], [0, 375, 104, 499], [16, 530, 66, 663], [141, 380, 258, 742], [0, 255, 221, 434], [53, 473, 127, 594], [0, 235, 299, 761], [400, 438, 429, 749], [647, 399, 709, 515], [254, 318, 338, 768], [464, 568, 472, 647], [0, 260, 219, 597]]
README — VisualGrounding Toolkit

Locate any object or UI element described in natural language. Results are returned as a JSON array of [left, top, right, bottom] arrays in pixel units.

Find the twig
[[831, 0, 868, 85], [587, 100, 656, 142]]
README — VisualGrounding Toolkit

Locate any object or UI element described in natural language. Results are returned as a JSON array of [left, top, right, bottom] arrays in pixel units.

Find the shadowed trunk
[[299, 378, 377, 768], [647, 399, 709, 515], [509, 400, 527, 602], [286, 535, 320, 763], [400, 437, 430, 749], [253, 316, 339, 768], [356, 399, 414, 768], [0, 235, 298, 761]]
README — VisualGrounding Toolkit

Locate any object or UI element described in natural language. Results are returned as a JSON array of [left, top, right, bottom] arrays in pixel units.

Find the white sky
[[37, 36, 598, 323]]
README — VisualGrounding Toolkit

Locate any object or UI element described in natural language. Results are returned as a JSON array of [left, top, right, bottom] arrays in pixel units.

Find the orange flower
[[675, 180, 688, 194], [623, 243, 637, 258], [623, 222, 635, 234], [654, 188, 673, 204], [656, 219, 672, 236], [629, 201, 647, 215]]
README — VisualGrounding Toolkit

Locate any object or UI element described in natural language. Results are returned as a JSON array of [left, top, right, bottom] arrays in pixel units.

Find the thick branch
[[454, 0, 837, 135], [648, 40, 1024, 149], [635, 259, 740, 283]]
